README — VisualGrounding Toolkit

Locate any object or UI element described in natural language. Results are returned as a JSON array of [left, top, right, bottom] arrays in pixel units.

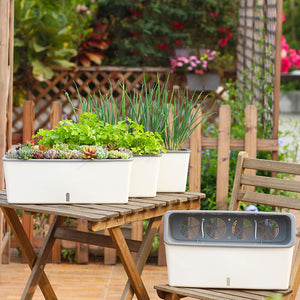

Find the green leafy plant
[[33, 112, 164, 156], [61, 248, 77, 264], [13, 0, 95, 105]]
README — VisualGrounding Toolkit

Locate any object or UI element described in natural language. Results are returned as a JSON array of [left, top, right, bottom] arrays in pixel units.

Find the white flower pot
[[186, 72, 220, 91], [129, 155, 161, 197], [157, 149, 190, 192], [2, 156, 133, 204]]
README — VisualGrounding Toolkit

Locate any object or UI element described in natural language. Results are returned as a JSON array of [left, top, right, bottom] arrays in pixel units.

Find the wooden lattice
[[236, 0, 280, 136], [12, 66, 233, 133]]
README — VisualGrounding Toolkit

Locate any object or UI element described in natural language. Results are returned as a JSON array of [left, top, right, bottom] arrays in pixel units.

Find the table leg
[[121, 216, 162, 300], [1, 207, 58, 300], [109, 226, 150, 300], [21, 215, 65, 300]]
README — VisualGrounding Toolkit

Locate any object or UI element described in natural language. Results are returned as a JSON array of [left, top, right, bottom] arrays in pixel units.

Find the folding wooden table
[[0, 190, 204, 300]]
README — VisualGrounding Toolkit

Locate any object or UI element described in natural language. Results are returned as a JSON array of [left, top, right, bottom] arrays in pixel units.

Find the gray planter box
[[186, 72, 220, 91]]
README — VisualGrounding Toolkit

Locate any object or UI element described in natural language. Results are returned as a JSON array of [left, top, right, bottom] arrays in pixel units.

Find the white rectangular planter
[[164, 211, 295, 289], [157, 149, 190, 192], [129, 155, 161, 197], [3, 156, 133, 204]]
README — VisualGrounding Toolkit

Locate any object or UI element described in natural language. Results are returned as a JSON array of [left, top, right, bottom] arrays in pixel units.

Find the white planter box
[[164, 211, 295, 289], [129, 155, 161, 197], [157, 149, 190, 192], [3, 156, 133, 204]]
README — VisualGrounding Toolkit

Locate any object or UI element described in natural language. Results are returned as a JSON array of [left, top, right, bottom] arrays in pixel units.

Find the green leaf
[[31, 60, 54, 81]]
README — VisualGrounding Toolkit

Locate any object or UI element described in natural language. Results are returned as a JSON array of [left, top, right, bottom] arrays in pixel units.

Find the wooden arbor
[[0, 0, 13, 263]]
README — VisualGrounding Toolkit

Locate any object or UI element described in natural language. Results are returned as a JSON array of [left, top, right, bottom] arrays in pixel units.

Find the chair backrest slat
[[244, 157, 300, 175], [240, 174, 300, 193], [237, 190, 300, 210]]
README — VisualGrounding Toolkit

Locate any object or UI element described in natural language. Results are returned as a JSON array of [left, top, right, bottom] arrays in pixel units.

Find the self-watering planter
[[164, 210, 295, 289], [3, 156, 133, 204], [157, 149, 190, 192], [129, 154, 161, 197]]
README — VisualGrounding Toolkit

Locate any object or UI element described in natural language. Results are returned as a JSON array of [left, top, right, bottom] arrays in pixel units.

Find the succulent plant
[[108, 149, 132, 159], [33, 150, 44, 159], [17, 146, 34, 160], [43, 149, 59, 159], [82, 146, 98, 160], [70, 150, 83, 159], [6, 148, 18, 159], [96, 146, 109, 159], [53, 143, 69, 151], [58, 150, 74, 159]]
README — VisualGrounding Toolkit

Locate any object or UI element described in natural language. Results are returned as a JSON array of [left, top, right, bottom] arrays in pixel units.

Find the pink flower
[[178, 56, 189, 63], [220, 38, 228, 47], [195, 69, 204, 75], [189, 56, 197, 61], [281, 36, 289, 52], [282, 12, 286, 22], [188, 66, 193, 71], [209, 12, 219, 18], [289, 49, 300, 68], [177, 62, 183, 67], [175, 40, 182, 46], [281, 56, 291, 73]]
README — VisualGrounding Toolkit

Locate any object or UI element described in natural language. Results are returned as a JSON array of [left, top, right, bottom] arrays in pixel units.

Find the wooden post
[[21, 101, 35, 262], [22, 101, 35, 144], [245, 105, 257, 159], [6, 0, 14, 150], [49, 101, 63, 263], [189, 106, 202, 193], [272, 0, 283, 163], [104, 229, 117, 264], [131, 221, 143, 260], [0, 0, 11, 265], [0, 0, 9, 190], [245, 105, 257, 192], [76, 219, 89, 264], [216, 105, 231, 210]]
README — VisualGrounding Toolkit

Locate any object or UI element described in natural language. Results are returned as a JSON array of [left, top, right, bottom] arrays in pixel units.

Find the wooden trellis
[[236, 0, 282, 144], [12, 67, 232, 137]]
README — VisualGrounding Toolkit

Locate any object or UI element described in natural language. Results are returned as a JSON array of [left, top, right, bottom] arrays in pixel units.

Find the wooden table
[[0, 190, 204, 300]]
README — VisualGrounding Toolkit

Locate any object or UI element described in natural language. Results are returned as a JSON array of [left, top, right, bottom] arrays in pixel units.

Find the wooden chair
[[155, 151, 300, 300]]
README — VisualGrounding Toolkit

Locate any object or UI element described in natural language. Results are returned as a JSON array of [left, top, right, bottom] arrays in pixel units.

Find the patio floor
[[0, 260, 169, 300]]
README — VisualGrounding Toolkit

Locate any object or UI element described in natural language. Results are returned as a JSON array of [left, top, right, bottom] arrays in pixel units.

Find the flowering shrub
[[170, 50, 218, 75], [281, 12, 300, 73]]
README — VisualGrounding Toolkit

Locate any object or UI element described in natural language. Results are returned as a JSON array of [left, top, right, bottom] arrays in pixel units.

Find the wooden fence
[[10, 101, 278, 265]]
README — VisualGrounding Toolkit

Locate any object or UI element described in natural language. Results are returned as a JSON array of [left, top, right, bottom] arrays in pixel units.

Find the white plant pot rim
[[164, 148, 191, 154], [133, 153, 162, 157], [2, 157, 133, 162]]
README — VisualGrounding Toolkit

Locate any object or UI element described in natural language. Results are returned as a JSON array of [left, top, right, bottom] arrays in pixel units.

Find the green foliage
[[279, 117, 300, 163], [283, 0, 300, 50], [14, 0, 94, 105], [67, 78, 209, 150], [61, 248, 77, 263], [34, 113, 165, 155], [96, 0, 238, 67]]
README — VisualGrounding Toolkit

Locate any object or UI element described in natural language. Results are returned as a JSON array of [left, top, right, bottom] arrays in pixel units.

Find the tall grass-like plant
[[163, 89, 209, 150], [66, 78, 211, 150], [66, 83, 126, 124]]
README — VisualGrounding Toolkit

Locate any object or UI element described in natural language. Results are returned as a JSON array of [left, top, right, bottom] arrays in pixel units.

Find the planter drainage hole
[[66, 193, 70, 202]]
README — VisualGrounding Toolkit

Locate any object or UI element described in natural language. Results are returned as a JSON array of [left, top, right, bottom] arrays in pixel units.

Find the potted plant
[[66, 88, 166, 197], [2, 113, 133, 204], [170, 49, 221, 91], [126, 79, 210, 192]]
